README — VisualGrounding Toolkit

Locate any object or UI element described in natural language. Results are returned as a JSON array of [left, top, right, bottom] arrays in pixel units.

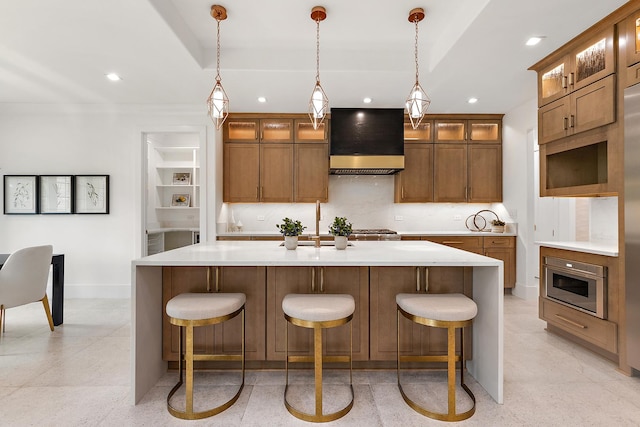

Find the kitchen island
[[131, 240, 504, 405]]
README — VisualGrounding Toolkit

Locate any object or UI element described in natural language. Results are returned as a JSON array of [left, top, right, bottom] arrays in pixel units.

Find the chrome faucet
[[313, 200, 321, 248]]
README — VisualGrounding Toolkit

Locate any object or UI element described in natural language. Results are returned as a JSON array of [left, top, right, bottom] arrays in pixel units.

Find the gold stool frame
[[397, 305, 476, 422], [284, 312, 354, 423], [167, 305, 245, 420]]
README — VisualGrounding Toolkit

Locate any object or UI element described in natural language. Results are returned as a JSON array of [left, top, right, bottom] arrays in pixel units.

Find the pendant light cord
[[414, 18, 419, 85], [216, 17, 222, 83], [315, 18, 321, 84]]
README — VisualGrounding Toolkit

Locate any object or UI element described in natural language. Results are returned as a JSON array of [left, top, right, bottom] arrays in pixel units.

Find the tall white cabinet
[[146, 133, 201, 255]]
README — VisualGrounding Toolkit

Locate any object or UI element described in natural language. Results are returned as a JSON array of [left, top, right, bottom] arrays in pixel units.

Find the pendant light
[[405, 8, 431, 130], [207, 5, 229, 130], [308, 6, 329, 130]]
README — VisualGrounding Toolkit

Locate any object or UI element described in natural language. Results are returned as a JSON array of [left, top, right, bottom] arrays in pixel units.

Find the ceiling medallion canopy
[[405, 7, 431, 130], [308, 6, 329, 131], [206, 4, 229, 130]]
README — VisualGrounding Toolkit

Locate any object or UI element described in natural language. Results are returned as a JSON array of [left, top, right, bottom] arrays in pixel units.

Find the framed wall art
[[39, 175, 73, 214], [4, 175, 39, 214], [75, 175, 109, 214]]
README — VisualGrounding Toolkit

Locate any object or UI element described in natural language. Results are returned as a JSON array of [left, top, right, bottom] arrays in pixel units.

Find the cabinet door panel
[[434, 144, 467, 202], [538, 56, 571, 107], [369, 267, 422, 360], [572, 74, 615, 135], [216, 267, 266, 360], [224, 144, 260, 202], [294, 143, 328, 202], [260, 144, 293, 202], [320, 267, 369, 361], [468, 144, 502, 202], [538, 97, 571, 144], [266, 267, 314, 360], [626, 12, 640, 67], [394, 143, 433, 202], [571, 28, 614, 92]]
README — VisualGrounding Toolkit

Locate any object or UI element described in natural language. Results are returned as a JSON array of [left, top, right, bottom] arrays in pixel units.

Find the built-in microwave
[[543, 256, 607, 319]]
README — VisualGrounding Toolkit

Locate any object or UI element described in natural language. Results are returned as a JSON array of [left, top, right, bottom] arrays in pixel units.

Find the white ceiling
[[0, 0, 629, 114]]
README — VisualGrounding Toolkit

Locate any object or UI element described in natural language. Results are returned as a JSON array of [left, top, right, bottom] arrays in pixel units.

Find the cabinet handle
[[555, 314, 587, 329], [442, 241, 464, 244], [563, 117, 569, 131], [216, 266, 222, 292], [416, 266, 421, 291], [562, 75, 568, 89], [401, 186, 404, 199], [424, 267, 429, 293], [325, 187, 328, 200], [260, 131, 263, 141], [319, 267, 324, 293], [570, 115, 575, 128], [311, 267, 316, 292], [256, 187, 260, 199], [465, 186, 468, 200], [207, 266, 213, 292], [490, 240, 508, 245], [568, 72, 574, 87]]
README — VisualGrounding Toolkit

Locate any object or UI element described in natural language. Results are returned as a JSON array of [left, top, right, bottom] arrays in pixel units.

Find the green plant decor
[[276, 217, 306, 236], [491, 219, 505, 226], [328, 216, 353, 237]]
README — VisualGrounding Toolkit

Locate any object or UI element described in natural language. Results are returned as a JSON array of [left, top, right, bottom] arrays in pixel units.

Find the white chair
[[0, 245, 54, 334]]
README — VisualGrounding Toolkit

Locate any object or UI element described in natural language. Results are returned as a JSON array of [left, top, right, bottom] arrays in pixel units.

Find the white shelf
[[156, 207, 200, 211], [156, 164, 201, 169]]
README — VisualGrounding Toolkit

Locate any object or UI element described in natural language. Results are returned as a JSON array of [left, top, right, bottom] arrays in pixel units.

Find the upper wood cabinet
[[394, 143, 434, 203], [538, 74, 615, 145], [294, 143, 328, 202], [223, 114, 326, 203], [536, 27, 615, 107], [625, 10, 640, 67], [434, 143, 467, 202], [294, 119, 328, 143], [403, 121, 433, 143], [223, 143, 293, 202], [468, 144, 503, 202], [224, 118, 293, 143], [434, 119, 501, 143]]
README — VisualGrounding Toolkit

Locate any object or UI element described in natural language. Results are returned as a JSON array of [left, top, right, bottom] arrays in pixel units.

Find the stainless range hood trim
[[329, 155, 404, 175]]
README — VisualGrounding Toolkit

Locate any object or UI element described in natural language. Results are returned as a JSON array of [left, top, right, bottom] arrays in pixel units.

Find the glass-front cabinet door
[[434, 120, 466, 143], [403, 120, 432, 142], [571, 27, 614, 92], [626, 11, 640, 67], [469, 120, 501, 143]]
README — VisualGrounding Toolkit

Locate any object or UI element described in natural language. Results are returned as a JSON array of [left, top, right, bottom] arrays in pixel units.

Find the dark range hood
[[329, 108, 405, 175]]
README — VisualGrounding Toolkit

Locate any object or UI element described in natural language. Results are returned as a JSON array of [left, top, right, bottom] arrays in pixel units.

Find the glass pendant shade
[[406, 81, 431, 128], [207, 79, 229, 130], [308, 82, 328, 130]]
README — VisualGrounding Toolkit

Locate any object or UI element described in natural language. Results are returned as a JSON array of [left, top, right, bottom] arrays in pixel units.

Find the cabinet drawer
[[484, 236, 514, 248], [423, 236, 483, 253], [540, 297, 617, 354]]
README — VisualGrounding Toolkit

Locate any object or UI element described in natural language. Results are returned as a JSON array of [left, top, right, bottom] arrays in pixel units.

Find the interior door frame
[[136, 125, 207, 258]]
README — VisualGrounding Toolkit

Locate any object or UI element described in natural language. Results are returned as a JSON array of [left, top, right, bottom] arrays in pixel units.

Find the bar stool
[[396, 293, 477, 422], [282, 293, 355, 423], [165, 292, 245, 420]]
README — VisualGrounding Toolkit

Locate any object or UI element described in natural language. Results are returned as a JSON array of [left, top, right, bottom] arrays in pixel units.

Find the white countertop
[[147, 227, 199, 234], [133, 240, 502, 267], [217, 230, 517, 237], [535, 240, 618, 257]]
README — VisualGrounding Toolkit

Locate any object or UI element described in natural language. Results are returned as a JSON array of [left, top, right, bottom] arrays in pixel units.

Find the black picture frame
[[74, 175, 109, 214], [39, 175, 74, 214], [3, 175, 39, 214]]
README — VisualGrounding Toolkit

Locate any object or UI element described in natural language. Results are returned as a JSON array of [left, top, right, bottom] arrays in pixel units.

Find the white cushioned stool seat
[[396, 293, 477, 322], [282, 294, 355, 322], [166, 292, 246, 320]]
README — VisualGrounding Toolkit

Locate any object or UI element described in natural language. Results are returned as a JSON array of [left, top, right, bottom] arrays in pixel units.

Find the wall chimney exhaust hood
[[329, 108, 405, 175]]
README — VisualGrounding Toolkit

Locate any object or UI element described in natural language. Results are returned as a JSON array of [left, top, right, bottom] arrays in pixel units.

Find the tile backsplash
[[219, 176, 513, 234]]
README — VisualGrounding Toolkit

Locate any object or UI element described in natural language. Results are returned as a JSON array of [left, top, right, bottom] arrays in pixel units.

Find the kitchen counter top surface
[[535, 240, 618, 257], [133, 240, 502, 267], [217, 230, 517, 237]]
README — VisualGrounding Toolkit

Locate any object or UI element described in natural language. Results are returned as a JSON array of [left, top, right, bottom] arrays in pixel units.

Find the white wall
[[0, 105, 216, 298], [502, 97, 538, 300]]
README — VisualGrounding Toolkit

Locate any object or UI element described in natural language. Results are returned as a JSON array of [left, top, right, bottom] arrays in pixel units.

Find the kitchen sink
[[279, 241, 353, 247]]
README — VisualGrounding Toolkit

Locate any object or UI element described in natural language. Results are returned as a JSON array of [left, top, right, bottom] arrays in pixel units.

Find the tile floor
[[1, 295, 640, 426]]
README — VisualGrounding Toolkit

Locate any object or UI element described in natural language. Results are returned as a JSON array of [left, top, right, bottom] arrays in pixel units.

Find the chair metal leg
[[41, 295, 54, 331]]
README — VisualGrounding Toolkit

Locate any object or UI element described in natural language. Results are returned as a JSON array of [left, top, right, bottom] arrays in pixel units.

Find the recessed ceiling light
[[106, 73, 121, 81], [526, 37, 544, 46], [257, 97, 267, 103], [363, 97, 373, 104], [468, 97, 478, 104]]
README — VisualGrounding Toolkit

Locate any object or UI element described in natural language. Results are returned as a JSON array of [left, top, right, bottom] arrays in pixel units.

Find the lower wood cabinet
[[162, 266, 266, 361], [265, 266, 370, 361], [369, 266, 472, 361]]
